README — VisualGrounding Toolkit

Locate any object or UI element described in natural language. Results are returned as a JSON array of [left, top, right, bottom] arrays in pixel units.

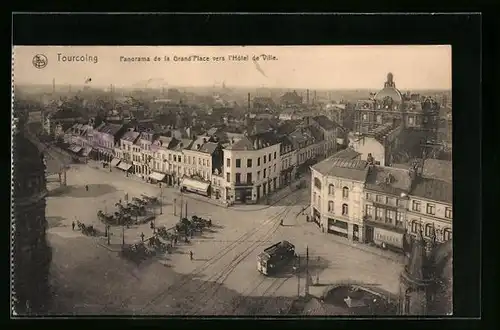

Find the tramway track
[[118, 199, 298, 314], [190, 198, 301, 315]]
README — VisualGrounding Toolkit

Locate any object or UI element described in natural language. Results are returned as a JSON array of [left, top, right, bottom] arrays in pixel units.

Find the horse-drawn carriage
[[76, 220, 97, 236], [148, 235, 172, 253], [140, 194, 160, 205], [121, 242, 156, 262]]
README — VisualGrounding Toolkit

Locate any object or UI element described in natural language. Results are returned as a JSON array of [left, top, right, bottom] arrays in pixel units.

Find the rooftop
[[97, 124, 123, 136], [365, 166, 413, 195], [331, 148, 361, 160], [410, 177, 453, 204], [312, 157, 369, 181], [421, 159, 452, 183], [121, 131, 140, 143], [312, 115, 337, 131]]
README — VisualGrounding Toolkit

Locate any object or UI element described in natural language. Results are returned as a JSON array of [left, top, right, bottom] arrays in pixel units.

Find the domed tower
[[11, 115, 52, 315]]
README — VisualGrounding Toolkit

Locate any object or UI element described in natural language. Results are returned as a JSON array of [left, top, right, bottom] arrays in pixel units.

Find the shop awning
[[181, 177, 210, 192], [71, 145, 83, 153], [149, 172, 166, 181], [117, 162, 132, 171], [81, 147, 92, 156], [110, 158, 121, 167]]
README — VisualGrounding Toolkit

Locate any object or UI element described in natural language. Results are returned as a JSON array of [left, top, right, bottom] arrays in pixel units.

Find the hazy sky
[[13, 45, 451, 90]]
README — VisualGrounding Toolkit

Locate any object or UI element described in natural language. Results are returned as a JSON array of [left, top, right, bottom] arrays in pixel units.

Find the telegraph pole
[[179, 199, 183, 220], [160, 184, 163, 215], [122, 224, 125, 246], [297, 254, 301, 298], [185, 201, 188, 219], [305, 245, 309, 296], [173, 198, 177, 216]]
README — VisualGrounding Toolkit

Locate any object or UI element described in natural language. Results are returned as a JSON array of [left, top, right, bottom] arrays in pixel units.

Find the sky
[[13, 45, 451, 90]]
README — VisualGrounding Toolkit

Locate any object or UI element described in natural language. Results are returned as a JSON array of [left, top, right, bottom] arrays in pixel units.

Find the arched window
[[411, 220, 419, 233], [376, 115, 382, 123], [328, 201, 334, 212], [342, 187, 349, 199], [443, 228, 452, 241], [328, 184, 334, 195], [425, 223, 433, 237], [342, 204, 349, 216], [314, 177, 322, 190]]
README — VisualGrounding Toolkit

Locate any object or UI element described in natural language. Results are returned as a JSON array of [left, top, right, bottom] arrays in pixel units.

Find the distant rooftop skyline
[[13, 46, 451, 90]]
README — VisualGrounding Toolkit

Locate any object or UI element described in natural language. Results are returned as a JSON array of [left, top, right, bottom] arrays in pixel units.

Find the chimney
[[306, 89, 310, 105], [314, 90, 317, 104], [248, 93, 251, 111]]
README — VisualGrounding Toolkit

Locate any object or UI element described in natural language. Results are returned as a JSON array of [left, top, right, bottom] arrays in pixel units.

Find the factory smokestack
[[52, 78, 55, 94], [314, 90, 317, 104], [306, 89, 310, 105], [248, 93, 251, 110]]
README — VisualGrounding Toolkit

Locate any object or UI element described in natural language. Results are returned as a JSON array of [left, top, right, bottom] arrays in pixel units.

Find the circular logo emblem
[[32, 54, 48, 69]]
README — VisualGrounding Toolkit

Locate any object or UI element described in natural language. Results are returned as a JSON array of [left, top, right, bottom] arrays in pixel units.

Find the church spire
[[384, 72, 396, 88]]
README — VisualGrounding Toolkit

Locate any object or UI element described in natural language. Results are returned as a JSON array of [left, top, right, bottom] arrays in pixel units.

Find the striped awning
[[110, 158, 121, 167], [117, 162, 132, 171], [149, 172, 166, 181]]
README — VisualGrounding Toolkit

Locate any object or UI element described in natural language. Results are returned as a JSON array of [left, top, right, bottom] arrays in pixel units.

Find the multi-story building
[[280, 91, 303, 108], [278, 136, 297, 187], [223, 132, 281, 203], [135, 131, 157, 178], [92, 123, 126, 164], [289, 125, 325, 174], [310, 149, 368, 241], [306, 115, 339, 157], [63, 123, 93, 156], [363, 165, 413, 251], [181, 136, 223, 197], [406, 159, 453, 244], [113, 129, 140, 174]]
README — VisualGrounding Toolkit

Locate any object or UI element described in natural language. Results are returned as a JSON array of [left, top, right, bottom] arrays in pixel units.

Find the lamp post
[[159, 183, 163, 215]]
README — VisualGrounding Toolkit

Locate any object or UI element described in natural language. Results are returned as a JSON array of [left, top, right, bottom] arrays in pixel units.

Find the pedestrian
[[141, 232, 145, 242], [280, 219, 284, 226], [71, 221, 75, 231], [85, 185, 89, 191], [119, 199, 122, 204], [184, 235, 189, 243], [174, 236, 178, 245], [150, 221, 154, 229], [306, 215, 310, 222], [189, 250, 193, 260]]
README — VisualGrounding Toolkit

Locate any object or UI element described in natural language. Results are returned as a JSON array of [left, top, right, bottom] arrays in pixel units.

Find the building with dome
[[11, 115, 53, 315], [351, 73, 442, 166]]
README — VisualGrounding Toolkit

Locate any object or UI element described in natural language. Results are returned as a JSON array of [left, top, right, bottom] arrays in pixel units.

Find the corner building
[[310, 149, 368, 241], [223, 132, 281, 203]]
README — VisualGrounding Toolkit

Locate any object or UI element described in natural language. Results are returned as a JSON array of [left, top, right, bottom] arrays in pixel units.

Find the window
[[342, 204, 349, 216], [376, 207, 383, 220], [386, 210, 394, 224], [226, 172, 230, 182], [202, 159, 206, 166], [263, 155, 267, 164], [268, 153, 272, 162], [236, 159, 241, 168], [314, 177, 322, 189], [273, 164, 276, 172], [247, 159, 252, 168], [169, 154, 172, 161], [445, 207, 452, 219], [396, 211, 404, 227], [257, 171, 261, 180], [408, 116, 414, 125], [193, 157, 196, 164], [366, 193, 372, 200], [274, 151, 277, 159], [188, 156, 191, 164], [376, 115, 382, 123], [328, 184, 335, 195], [365, 205, 373, 217], [257, 157, 261, 166], [313, 192, 317, 205], [376, 195, 384, 203], [198, 158, 202, 165], [342, 187, 349, 199], [263, 169, 267, 178], [411, 220, 419, 233], [328, 201, 334, 212], [226, 158, 230, 167], [412, 200, 421, 212], [387, 197, 396, 206], [235, 173, 241, 184], [426, 203, 436, 215], [425, 223, 433, 237], [247, 173, 252, 183], [443, 228, 452, 241]]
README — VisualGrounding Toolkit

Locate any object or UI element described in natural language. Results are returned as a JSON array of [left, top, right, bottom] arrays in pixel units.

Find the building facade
[[279, 136, 297, 186], [363, 165, 413, 251], [92, 123, 126, 164], [310, 151, 368, 241], [223, 132, 281, 203]]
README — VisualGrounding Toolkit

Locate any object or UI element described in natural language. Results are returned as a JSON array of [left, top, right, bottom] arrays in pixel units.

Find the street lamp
[[159, 183, 163, 215]]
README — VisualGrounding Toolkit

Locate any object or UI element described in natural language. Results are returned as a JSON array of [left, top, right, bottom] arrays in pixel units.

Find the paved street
[[46, 163, 403, 315]]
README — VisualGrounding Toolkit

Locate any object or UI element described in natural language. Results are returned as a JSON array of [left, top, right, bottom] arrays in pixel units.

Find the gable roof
[[312, 115, 337, 130], [98, 124, 123, 136], [120, 131, 140, 143], [422, 159, 452, 183]]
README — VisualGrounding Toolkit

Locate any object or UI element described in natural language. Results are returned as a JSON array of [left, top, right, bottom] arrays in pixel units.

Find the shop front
[[365, 220, 405, 252], [110, 158, 121, 168], [234, 185, 254, 204], [181, 177, 210, 197], [312, 208, 321, 227], [149, 171, 166, 184], [327, 218, 349, 238], [117, 162, 133, 174]]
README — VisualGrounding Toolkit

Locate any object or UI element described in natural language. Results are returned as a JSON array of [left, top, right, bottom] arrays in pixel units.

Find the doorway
[[365, 226, 374, 244], [353, 224, 359, 242]]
